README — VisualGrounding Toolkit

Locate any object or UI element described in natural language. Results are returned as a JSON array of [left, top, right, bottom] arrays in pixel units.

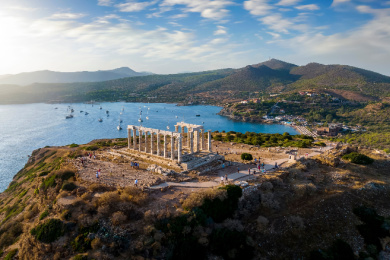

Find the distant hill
[[0, 67, 152, 85], [0, 59, 389, 104]]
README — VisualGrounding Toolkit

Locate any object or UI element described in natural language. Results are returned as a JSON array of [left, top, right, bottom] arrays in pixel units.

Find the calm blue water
[[0, 102, 297, 192]]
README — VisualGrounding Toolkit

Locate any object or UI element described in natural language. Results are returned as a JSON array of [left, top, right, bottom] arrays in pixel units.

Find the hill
[[0, 59, 389, 104], [0, 139, 389, 259], [0, 67, 152, 86]]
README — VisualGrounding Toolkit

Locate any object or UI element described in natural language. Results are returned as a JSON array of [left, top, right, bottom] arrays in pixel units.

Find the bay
[[0, 102, 298, 192]]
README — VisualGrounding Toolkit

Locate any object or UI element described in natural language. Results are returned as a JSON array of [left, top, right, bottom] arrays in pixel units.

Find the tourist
[[96, 171, 99, 180], [275, 162, 278, 169], [237, 167, 240, 173], [135, 179, 138, 186], [225, 174, 228, 182], [222, 163, 225, 169], [220, 176, 224, 183], [248, 169, 251, 175]]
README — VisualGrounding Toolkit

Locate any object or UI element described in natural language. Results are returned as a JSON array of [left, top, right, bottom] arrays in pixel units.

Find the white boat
[[66, 114, 73, 119], [85, 112, 89, 115], [117, 125, 122, 130], [138, 118, 143, 123], [98, 118, 103, 122]]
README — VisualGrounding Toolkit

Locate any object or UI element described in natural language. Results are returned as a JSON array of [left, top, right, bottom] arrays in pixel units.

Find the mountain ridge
[[0, 67, 153, 85], [1, 59, 390, 104]]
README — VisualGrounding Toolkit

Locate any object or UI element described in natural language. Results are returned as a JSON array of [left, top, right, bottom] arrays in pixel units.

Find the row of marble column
[[127, 126, 212, 163]]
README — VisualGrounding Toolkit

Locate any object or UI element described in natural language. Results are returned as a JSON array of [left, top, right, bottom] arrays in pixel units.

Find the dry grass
[[182, 188, 227, 210], [111, 211, 127, 226]]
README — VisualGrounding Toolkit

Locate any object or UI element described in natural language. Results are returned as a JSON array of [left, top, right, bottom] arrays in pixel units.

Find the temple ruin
[[127, 122, 223, 171]]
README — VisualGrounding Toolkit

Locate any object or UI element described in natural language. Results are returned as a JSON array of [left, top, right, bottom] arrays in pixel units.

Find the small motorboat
[[85, 112, 89, 115], [117, 125, 122, 130], [98, 118, 103, 122], [196, 114, 200, 117], [66, 114, 73, 119], [80, 110, 83, 113]]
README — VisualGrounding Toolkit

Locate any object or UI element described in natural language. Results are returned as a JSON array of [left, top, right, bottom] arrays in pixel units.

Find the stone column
[[157, 131, 160, 156], [181, 127, 185, 147], [200, 129, 204, 150], [164, 135, 167, 158], [178, 136, 182, 163], [150, 132, 154, 155], [194, 130, 199, 152], [133, 127, 137, 150], [171, 133, 175, 160], [128, 128, 131, 149], [189, 131, 193, 154], [175, 125, 179, 132], [144, 131, 148, 153], [187, 128, 191, 147], [208, 130, 212, 152], [139, 130, 142, 151]]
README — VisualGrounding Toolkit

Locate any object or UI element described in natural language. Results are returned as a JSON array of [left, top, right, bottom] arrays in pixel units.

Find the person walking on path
[[225, 174, 228, 182], [96, 171, 99, 180], [220, 176, 224, 183], [248, 169, 251, 175], [237, 167, 240, 173], [135, 179, 138, 187], [275, 162, 278, 169]]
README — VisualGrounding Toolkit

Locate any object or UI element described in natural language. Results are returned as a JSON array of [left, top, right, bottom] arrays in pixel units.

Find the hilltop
[[0, 138, 389, 259]]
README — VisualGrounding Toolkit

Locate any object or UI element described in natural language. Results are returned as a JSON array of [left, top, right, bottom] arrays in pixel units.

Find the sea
[[0, 102, 298, 192]]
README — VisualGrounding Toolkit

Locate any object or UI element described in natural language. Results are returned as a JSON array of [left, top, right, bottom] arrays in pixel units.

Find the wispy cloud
[[161, 0, 234, 20], [169, 13, 188, 19], [244, 0, 273, 16], [214, 25, 227, 35], [98, 0, 114, 6], [260, 14, 293, 33], [116, 1, 158, 12], [295, 4, 319, 11], [277, 7, 390, 75], [331, 0, 351, 7], [276, 0, 302, 6], [50, 13, 87, 20]]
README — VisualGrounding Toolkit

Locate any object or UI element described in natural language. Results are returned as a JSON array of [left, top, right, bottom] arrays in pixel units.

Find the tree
[[241, 153, 253, 161]]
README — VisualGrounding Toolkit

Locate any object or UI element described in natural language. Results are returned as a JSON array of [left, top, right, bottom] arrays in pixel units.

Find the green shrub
[[342, 152, 374, 165], [85, 145, 99, 151], [30, 219, 65, 243], [62, 182, 77, 191], [39, 210, 49, 220], [39, 171, 50, 177], [200, 185, 242, 222], [74, 255, 88, 260], [72, 234, 92, 253], [241, 153, 253, 161], [40, 175, 57, 191], [4, 249, 18, 260], [384, 148, 390, 153], [58, 170, 76, 181], [69, 143, 79, 148]]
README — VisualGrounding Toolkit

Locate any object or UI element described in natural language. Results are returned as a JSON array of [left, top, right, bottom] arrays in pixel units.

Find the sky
[[0, 0, 390, 76]]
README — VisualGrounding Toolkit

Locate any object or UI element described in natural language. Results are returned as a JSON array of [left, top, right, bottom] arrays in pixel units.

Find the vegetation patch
[[342, 152, 374, 165], [4, 249, 18, 260], [62, 182, 77, 191], [39, 210, 49, 220], [241, 153, 253, 161], [30, 219, 65, 243], [40, 174, 57, 191]]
